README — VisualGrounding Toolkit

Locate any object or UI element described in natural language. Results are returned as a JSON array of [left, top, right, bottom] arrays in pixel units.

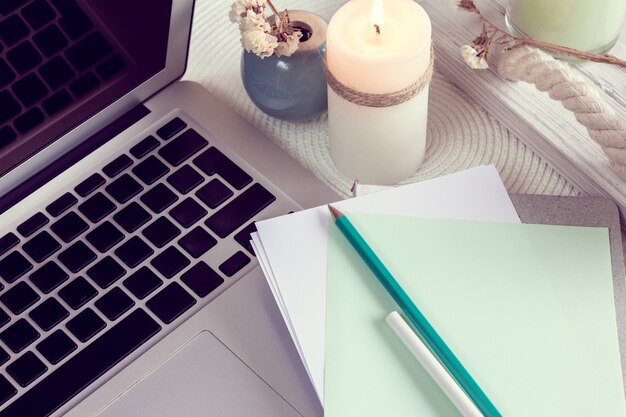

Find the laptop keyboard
[[0, 115, 284, 416], [0, 0, 126, 146]]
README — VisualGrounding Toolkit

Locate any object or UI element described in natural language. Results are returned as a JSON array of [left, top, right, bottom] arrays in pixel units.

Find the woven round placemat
[[185, 0, 579, 198]]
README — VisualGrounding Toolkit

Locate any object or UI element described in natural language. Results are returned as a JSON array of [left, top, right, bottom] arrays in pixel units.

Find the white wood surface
[[421, 0, 626, 220]]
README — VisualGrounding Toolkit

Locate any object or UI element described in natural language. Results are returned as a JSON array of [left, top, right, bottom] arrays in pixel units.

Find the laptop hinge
[[0, 104, 151, 215]]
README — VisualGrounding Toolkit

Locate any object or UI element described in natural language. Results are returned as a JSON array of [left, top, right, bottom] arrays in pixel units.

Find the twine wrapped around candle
[[324, 46, 435, 108]]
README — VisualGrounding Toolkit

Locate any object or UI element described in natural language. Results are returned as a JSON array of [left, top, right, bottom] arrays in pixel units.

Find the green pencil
[[328, 205, 502, 417]]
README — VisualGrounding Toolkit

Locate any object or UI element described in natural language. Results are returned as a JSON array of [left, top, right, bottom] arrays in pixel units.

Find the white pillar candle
[[507, 0, 626, 54], [326, 0, 432, 185]]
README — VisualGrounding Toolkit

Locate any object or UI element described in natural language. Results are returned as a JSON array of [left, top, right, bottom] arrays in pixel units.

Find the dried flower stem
[[486, 17, 626, 68], [266, 0, 279, 16], [458, 0, 626, 69]]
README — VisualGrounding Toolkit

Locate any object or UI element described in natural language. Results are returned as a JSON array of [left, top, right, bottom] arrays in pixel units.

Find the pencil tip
[[328, 205, 344, 220]]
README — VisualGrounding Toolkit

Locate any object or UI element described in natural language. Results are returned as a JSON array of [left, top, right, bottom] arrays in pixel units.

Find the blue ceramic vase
[[241, 11, 328, 122]]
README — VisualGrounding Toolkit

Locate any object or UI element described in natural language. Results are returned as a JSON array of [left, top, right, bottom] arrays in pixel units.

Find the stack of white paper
[[251, 166, 521, 402]]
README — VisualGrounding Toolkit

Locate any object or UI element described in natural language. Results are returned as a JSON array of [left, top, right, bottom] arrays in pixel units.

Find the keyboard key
[[36, 330, 76, 364], [167, 165, 203, 194], [129, 136, 159, 159], [0, 59, 16, 90], [65, 32, 111, 71], [181, 262, 223, 298], [50, 211, 88, 243], [14, 107, 45, 133], [17, 212, 48, 237], [74, 173, 105, 197], [233, 222, 257, 255], [57, 1, 92, 40], [0, 308, 9, 329], [58, 276, 97, 310], [0, 0, 29, 15], [142, 217, 180, 248], [113, 202, 151, 233], [86, 256, 125, 289], [146, 282, 196, 324], [0, 59, 16, 89], [102, 154, 132, 178], [0, 90, 21, 124], [105, 174, 143, 204], [0, 15, 29, 47], [58, 241, 96, 273], [0, 309, 160, 417], [156, 117, 186, 140], [0, 251, 32, 283], [150, 247, 189, 279], [169, 198, 207, 228], [0, 125, 17, 147], [158, 129, 207, 167], [95, 287, 134, 321], [193, 147, 252, 190], [66, 308, 105, 342], [29, 261, 68, 293], [95, 54, 125, 80], [7, 351, 47, 387], [22, 0, 57, 30], [0, 375, 16, 406], [0, 319, 39, 353], [22, 231, 60, 263], [46, 192, 77, 217], [7, 41, 42, 74], [78, 192, 116, 223], [114, 236, 153, 268], [195, 178, 233, 209], [0, 233, 19, 257], [42, 89, 73, 116], [132, 156, 169, 185], [0, 282, 40, 314], [178, 227, 217, 258], [0, 346, 8, 365], [140, 183, 178, 214], [29, 298, 69, 331], [123, 266, 162, 299], [69, 71, 99, 97], [39, 56, 74, 89], [12, 72, 48, 107], [205, 183, 276, 238], [219, 251, 251, 277], [85, 221, 124, 253], [33, 24, 68, 57]]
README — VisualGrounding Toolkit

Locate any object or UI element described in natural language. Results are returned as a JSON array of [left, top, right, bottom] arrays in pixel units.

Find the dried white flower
[[239, 10, 271, 32], [274, 31, 302, 57], [460, 44, 489, 69], [242, 0, 266, 7], [229, 2, 247, 23], [229, 0, 267, 23], [230, 0, 302, 58], [242, 29, 279, 58]]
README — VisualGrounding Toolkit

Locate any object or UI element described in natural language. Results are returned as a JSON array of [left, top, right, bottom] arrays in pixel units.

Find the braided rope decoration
[[496, 45, 626, 181]]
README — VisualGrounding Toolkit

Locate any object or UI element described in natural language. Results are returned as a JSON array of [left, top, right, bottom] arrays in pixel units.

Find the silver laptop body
[[0, 1, 334, 415]]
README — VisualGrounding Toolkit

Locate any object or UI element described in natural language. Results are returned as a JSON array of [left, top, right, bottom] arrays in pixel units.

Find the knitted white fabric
[[184, 0, 579, 198], [497, 45, 626, 181]]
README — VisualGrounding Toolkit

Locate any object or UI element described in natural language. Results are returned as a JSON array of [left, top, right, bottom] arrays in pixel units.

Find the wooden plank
[[421, 0, 626, 220]]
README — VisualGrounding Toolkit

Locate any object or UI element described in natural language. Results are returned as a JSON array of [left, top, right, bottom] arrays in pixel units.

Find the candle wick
[[374, 24, 381, 37]]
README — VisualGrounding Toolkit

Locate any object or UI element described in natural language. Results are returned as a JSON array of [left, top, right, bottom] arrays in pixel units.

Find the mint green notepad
[[325, 214, 626, 417]]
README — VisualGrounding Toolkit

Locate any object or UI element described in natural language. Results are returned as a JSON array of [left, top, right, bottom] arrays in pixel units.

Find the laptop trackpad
[[96, 331, 301, 417]]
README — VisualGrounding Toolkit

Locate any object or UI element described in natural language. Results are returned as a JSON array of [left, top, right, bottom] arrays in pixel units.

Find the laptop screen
[[0, 0, 173, 178]]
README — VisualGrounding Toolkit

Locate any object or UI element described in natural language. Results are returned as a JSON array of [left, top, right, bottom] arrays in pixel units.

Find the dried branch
[[456, 0, 626, 69]]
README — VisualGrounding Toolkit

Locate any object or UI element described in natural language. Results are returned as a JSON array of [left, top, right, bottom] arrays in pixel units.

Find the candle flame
[[371, 0, 384, 37]]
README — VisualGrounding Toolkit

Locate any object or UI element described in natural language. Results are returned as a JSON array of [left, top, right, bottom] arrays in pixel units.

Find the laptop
[[0, 0, 336, 415]]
